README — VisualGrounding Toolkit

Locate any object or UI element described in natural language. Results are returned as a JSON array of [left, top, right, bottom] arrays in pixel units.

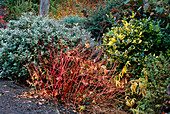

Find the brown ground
[[0, 79, 77, 114]]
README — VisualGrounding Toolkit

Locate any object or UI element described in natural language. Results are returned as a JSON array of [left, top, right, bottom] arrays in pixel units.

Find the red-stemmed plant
[[26, 39, 129, 112]]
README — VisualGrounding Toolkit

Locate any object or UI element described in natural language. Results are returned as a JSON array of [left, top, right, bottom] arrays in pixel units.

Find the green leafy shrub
[[2, 0, 39, 20], [26, 41, 128, 113], [60, 15, 86, 28], [80, 0, 124, 41], [0, 12, 93, 80], [121, 0, 170, 33], [130, 53, 170, 113], [64, 0, 169, 43], [103, 12, 169, 72]]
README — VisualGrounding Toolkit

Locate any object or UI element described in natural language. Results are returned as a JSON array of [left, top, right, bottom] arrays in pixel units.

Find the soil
[[0, 79, 78, 114]]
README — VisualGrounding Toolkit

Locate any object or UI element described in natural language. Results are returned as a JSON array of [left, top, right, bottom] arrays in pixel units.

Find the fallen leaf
[[1, 19, 5, 23], [72, 110, 77, 112], [34, 95, 39, 98], [13, 95, 18, 98], [3, 85, 7, 87], [28, 96, 33, 98], [39, 99, 45, 102], [38, 102, 42, 105], [24, 100, 32, 103]]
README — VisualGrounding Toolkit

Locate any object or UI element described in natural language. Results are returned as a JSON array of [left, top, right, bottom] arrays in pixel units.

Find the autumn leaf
[[3, 85, 7, 87], [1, 19, 5, 24], [24, 100, 32, 103], [0, 16, 4, 18]]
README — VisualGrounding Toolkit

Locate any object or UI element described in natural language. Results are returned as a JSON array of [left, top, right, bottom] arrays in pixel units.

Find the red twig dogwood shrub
[[26, 40, 128, 112]]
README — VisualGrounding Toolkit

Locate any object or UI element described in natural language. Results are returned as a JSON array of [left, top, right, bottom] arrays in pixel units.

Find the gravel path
[[0, 79, 77, 114]]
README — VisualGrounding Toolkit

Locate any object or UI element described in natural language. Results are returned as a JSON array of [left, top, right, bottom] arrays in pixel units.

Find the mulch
[[0, 79, 78, 114]]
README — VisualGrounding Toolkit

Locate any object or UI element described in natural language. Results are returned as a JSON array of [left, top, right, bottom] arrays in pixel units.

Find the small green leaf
[[155, 104, 161, 108], [138, 6, 142, 11], [123, 0, 130, 5], [86, 102, 89, 105], [160, 7, 164, 14], [153, 25, 161, 32], [165, 23, 169, 29]]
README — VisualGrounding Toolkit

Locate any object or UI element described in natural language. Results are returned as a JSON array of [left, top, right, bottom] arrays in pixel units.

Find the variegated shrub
[[103, 12, 169, 70], [0, 12, 94, 80]]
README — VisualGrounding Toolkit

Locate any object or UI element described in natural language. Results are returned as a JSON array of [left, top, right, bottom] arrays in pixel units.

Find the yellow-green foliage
[[103, 12, 163, 67], [129, 53, 170, 113]]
